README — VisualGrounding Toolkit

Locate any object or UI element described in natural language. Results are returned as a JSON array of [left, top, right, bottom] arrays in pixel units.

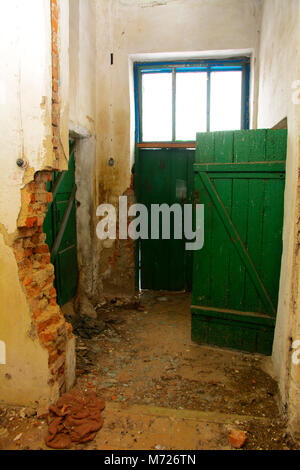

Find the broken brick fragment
[[228, 429, 247, 449]]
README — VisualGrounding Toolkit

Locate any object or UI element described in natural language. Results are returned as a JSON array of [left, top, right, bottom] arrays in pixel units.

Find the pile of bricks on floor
[[45, 389, 105, 449]]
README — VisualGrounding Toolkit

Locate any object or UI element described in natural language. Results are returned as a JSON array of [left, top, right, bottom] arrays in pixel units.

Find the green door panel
[[135, 148, 194, 291], [191, 129, 287, 355], [43, 141, 79, 306]]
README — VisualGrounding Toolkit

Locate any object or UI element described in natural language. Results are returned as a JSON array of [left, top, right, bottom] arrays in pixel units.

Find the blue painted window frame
[[134, 57, 250, 143]]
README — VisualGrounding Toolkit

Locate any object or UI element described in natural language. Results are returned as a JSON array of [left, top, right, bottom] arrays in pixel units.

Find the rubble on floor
[[0, 291, 299, 450], [45, 389, 105, 449]]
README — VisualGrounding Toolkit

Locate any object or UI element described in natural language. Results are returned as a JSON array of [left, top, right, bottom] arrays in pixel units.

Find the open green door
[[43, 141, 79, 306], [191, 129, 287, 354]]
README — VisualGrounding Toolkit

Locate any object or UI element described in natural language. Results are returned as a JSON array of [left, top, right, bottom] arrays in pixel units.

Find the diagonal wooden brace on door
[[51, 184, 76, 261], [197, 171, 276, 316]]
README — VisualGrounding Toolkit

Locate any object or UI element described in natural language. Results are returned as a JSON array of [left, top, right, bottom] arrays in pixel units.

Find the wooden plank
[[209, 132, 233, 308], [198, 172, 276, 315], [137, 142, 196, 149], [206, 172, 285, 179], [234, 129, 266, 162], [271, 117, 287, 130], [193, 132, 216, 304], [192, 172, 213, 306], [260, 178, 285, 311], [191, 305, 275, 325], [194, 161, 286, 172], [191, 308, 275, 355], [195, 132, 215, 163], [228, 177, 248, 311], [245, 179, 265, 313], [51, 185, 76, 259], [266, 129, 287, 161]]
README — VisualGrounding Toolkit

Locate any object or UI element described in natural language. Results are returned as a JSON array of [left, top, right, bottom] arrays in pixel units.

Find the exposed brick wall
[[13, 171, 72, 392], [9, 1, 72, 396]]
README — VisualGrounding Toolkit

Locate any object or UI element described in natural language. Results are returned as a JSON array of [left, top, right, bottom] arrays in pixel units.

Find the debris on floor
[[0, 291, 299, 450], [69, 315, 106, 339], [45, 389, 105, 449], [228, 429, 247, 448]]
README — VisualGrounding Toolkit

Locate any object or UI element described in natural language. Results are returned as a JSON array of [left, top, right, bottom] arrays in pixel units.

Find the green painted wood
[[191, 307, 275, 355], [205, 172, 285, 179], [192, 129, 287, 354], [43, 141, 79, 306], [194, 161, 286, 172], [136, 148, 195, 291], [198, 171, 276, 315]]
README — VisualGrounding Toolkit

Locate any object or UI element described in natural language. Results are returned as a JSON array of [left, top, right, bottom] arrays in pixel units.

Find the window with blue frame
[[134, 58, 250, 143]]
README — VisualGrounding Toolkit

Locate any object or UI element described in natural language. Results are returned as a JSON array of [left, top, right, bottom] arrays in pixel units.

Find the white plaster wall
[[69, 0, 97, 136], [257, 0, 300, 416], [0, 0, 53, 235], [69, 0, 98, 299], [95, 0, 262, 203]]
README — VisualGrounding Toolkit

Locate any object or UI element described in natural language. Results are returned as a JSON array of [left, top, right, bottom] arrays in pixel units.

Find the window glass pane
[[142, 72, 172, 141], [210, 71, 242, 131], [176, 72, 207, 141]]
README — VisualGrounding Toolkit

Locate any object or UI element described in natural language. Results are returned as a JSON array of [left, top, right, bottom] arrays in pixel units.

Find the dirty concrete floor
[[0, 291, 298, 450]]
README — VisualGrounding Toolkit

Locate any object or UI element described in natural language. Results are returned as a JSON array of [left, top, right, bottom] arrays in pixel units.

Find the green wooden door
[[135, 148, 194, 291], [43, 141, 79, 306], [191, 129, 287, 354]]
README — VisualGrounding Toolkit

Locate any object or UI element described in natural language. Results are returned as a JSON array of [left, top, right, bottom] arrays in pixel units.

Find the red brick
[[33, 308, 43, 320], [52, 114, 58, 127], [49, 286, 56, 297], [37, 314, 60, 334], [41, 275, 55, 290], [28, 182, 35, 192], [228, 430, 247, 449], [26, 284, 41, 299], [26, 216, 37, 228], [52, 90, 59, 105], [37, 215, 45, 227], [23, 276, 33, 287], [52, 65, 59, 82], [39, 329, 56, 344], [24, 248, 33, 257], [52, 16, 58, 34], [51, 2, 58, 20], [39, 254, 51, 264], [34, 245, 49, 254], [52, 54, 59, 71], [50, 354, 66, 375], [14, 247, 25, 262], [52, 41, 58, 57]]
